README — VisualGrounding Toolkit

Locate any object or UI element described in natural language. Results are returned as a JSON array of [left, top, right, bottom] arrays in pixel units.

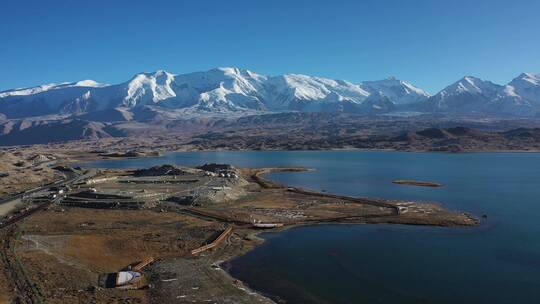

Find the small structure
[[252, 222, 284, 229], [98, 257, 154, 290], [252, 219, 284, 229], [190, 227, 233, 255], [85, 176, 118, 185], [115, 271, 144, 289], [197, 163, 238, 179]]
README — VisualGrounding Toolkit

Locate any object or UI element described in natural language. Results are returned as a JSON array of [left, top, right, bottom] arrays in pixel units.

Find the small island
[[392, 179, 444, 187]]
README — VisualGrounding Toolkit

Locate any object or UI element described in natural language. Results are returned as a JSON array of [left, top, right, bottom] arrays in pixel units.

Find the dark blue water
[[85, 151, 540, 303]]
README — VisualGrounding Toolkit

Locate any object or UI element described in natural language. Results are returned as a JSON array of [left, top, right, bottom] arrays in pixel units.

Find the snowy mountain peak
[[513, 72, 540, 86], [277, 74, 369, 101], [130, 70, 175, 80], [508, 72, 540, 103], [2, 69, 540, 118], [73, 79, 108, 87], [213, 66, 245, 75], [124, 70, 177, 106], [463, 76, 479, 81], [422, 74, 540, 117], [0, 79, 106, 98], [207, 67, 266, 80], [360, 77, 430, 105], [460, 76, 485, 93], [0, 83, 59, 98], [441, 76, 501, 95]]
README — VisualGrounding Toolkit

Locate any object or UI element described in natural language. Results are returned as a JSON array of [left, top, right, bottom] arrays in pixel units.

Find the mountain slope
[[418, 76, 538, 117], [169, 67, 267, 111], [427, 76, 501, 111], [0, 68, 427, 117], [0, 79, 112, 118], [0, 119, 115, 145], [0, 80, 106, 98], [507, 73, 540, 104], [263, 74, 370, 112], [360, 77, 430, 105], [1, 68, 540, 119]]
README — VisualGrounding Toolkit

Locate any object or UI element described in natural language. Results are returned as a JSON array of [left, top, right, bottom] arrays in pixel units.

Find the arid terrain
[[1, 113, 538, 303], [2, 1, 540, 302], [3, 113, 540, 152], [0, 149, 477, 304]]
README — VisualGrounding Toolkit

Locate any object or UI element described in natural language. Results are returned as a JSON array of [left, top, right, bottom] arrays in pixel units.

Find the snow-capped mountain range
[[417, 74, 540, 116], [1, 67, 539, 118]]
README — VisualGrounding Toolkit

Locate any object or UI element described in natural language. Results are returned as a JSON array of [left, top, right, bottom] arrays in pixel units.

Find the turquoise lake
[[85, 151, 540, 303]]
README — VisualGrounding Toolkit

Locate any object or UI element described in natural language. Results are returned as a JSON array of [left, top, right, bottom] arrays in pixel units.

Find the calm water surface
[[86, 151, 540, 303]]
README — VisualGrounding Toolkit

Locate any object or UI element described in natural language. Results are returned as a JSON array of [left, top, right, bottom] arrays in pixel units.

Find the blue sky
[[1, 0, 539, 93]]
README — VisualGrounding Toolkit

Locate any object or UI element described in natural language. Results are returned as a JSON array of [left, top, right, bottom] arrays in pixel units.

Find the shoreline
[[5, 141, 540, 156], [159, 147, 540, 154], [214, 168, 479, 304], [2, 155, 479, 303], [1, 145, 538, 198]]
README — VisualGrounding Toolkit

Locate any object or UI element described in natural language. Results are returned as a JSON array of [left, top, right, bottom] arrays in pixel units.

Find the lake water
[[85, 151, 540, 303]]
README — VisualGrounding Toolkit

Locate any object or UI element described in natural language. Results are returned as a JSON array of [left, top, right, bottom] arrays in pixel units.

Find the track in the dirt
[[0, 227, 43, 304], [0, 170, 87, 303]]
